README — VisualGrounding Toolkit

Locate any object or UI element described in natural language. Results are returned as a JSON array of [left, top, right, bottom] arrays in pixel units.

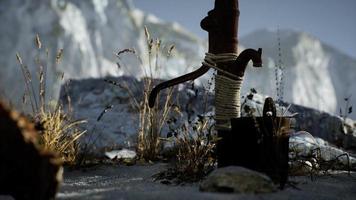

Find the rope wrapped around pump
[[202, 53, 239, 80], [202, 53, 243, 130]]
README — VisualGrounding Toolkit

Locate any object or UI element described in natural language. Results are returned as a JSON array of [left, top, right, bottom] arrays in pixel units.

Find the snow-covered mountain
[[0, 0, 205, 108], [240, 29, 356, 119], [0, 0, 355, 119]]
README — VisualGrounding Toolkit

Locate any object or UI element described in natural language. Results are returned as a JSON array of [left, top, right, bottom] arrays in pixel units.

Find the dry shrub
[[173, 114, 217, 182], [153, 113, 217, 183]]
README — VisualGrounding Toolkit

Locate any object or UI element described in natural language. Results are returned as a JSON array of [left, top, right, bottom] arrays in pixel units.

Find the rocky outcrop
[[0, 101, 63, 199], [59, 76, 214, 151]]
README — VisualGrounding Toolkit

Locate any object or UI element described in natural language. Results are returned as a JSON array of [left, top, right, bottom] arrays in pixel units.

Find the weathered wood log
[[0, 102, 62, 200]]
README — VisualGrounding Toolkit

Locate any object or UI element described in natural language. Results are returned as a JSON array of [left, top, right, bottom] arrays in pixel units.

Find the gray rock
[[200, 166, 277, 194]]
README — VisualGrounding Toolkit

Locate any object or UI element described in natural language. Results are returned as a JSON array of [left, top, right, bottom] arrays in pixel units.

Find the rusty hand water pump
[[148, 0, 262, 130], [148, 0, 290, 188]]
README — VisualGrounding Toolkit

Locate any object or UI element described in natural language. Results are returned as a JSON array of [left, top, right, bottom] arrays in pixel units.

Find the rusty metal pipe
[[148, 65, 209, 107]]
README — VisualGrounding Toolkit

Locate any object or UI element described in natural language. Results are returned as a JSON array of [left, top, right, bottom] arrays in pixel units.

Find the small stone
[[200, 166, 277, 194], [105, 149, 137, 160]]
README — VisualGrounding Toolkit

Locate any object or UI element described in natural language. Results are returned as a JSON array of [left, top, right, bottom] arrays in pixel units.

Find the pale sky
[[133, 0, 356, 59]]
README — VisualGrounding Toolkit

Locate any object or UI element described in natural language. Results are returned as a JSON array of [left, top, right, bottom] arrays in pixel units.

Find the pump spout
[[233, 48, 262, 77]]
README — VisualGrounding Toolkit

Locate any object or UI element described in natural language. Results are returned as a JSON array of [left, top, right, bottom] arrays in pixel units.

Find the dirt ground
[[1, 163, 355, 200], [55, 163, 356, 200]]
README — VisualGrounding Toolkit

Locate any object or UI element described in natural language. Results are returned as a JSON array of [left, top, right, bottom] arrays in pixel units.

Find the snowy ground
[[56, 163, 356, 200]]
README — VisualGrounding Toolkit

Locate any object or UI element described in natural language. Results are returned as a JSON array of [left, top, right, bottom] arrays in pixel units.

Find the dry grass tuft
[[112, 27, 177, 161], [39, 107, 86, 165], [137, 81, 175, 161], [136, 27, 178, 161], [16, 34, 86, 165]]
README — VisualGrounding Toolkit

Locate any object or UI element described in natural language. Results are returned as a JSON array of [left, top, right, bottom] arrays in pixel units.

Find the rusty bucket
[[217, 100, 291, 188]]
